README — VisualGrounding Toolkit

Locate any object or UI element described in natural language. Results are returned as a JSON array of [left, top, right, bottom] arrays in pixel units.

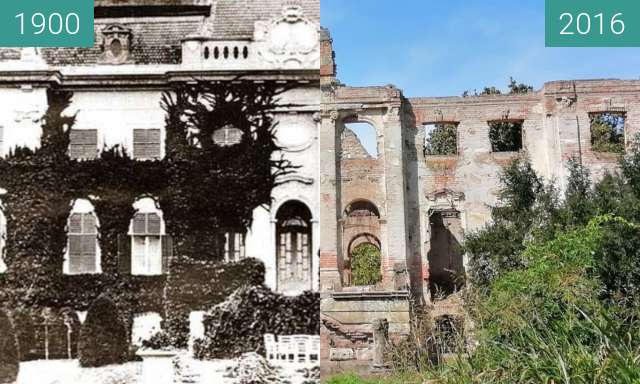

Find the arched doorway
[[276, 201, 312, 294], [342, 200, 381, 286], [349, 242, 382, 286]]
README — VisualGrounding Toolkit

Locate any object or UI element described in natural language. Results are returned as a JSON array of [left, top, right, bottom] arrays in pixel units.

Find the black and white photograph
[[0, 1, 320, 383]]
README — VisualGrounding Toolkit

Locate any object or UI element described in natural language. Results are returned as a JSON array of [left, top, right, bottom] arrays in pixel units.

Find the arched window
[[124, 197, 169, 276], [342, 122, 378, 159], [276, 200, 312, 294], [350, 242, 382, 286], [65, 199, 100, 275]]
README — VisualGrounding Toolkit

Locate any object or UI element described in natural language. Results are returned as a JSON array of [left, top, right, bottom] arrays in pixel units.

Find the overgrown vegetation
[[590, 112, 626, 153], [350, 243, 382, 286], [193, 285, 319, 359], [0, 80, 297, 354], [412, 142, 640, 382], [462, 77, 534, 97], [424, 124, 457, 156], [488, 120, 523, 152]]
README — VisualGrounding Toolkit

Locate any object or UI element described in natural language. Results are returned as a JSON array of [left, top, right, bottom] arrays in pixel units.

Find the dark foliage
[[0, 79, 295, 352], [194, 285, 320, 359], [0, 308, 19, 383], [488, 121, 523, 152], [466, 158, 544, 286], [79, 296, 128, 367], [424, 123, 457, 156], [590, 112, 625, 154]]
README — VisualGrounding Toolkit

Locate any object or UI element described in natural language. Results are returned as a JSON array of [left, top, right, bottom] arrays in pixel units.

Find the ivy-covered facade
[[0, 0, 320, 360]]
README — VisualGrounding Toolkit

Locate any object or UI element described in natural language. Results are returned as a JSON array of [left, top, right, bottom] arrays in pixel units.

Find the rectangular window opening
[[488, 120, 524, 152], [424, 123, 458, 156], [590, 112, 626, 154]]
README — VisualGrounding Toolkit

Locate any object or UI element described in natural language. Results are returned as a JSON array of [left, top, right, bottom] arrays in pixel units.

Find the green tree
[[351, 243, 382, 286], [424, 124, 457, 156], [488, 121, 523, 152], [590, 113, 625, 154]]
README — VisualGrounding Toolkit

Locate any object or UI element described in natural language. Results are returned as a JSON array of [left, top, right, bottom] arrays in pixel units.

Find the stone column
[[320, 108, 342, 291], [372, 318, 389, 369], [381, 101, 408, 290]]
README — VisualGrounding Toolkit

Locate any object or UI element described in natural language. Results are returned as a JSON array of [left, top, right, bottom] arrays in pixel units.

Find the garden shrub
[[79, 296, 128, 367], [0, 309, 19, 384], [194, 285, 319, 359]]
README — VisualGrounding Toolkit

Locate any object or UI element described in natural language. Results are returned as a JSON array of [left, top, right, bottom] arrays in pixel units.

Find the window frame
[[132, 128, 163, 160], [64, 200, 101, 275], [487, 119, 525, 153]]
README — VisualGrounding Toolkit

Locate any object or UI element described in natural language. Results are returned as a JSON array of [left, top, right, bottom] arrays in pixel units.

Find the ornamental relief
[[254, 1, 320, 69]]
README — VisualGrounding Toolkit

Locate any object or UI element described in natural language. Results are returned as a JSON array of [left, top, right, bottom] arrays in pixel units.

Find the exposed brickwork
[[321, 31, 639, 368]]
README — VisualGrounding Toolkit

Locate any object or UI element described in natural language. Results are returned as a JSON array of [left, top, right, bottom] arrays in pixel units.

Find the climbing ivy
[[0, 79, 295, 350]]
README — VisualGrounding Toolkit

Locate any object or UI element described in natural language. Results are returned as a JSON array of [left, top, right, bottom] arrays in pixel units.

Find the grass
[[324, 372, 424, 384]]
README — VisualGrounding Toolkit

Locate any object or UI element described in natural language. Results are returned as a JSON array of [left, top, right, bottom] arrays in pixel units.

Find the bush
[[194, 285, 319, 359], [78, 296, 128, 367], [0, 309, 19, 383], [351, 243, 382, 286]]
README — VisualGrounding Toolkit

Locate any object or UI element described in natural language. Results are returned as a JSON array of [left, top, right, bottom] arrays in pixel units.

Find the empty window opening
[[349, 242, 382, 286], [424, 123, 458, 156], [276, 201, 312, 294], [427, 211, 464, 299], [590, 112, 625, 153], [343, 200, 381, 287], [433, 315, 463, 355], [488, 120, 523, 152], [343, 122, 378, 159]]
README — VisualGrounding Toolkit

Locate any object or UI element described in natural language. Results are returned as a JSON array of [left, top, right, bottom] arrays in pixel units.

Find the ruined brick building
[[319, 28, 638, 368]]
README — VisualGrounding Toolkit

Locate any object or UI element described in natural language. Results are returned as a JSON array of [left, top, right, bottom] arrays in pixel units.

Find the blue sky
[[323, 0, 640, 98]]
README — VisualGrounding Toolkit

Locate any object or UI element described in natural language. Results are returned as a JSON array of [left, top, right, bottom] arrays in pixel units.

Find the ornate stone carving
[[556, 95, 577, 109], [254, 0, 320, 69], [101, 25, 132, 65]]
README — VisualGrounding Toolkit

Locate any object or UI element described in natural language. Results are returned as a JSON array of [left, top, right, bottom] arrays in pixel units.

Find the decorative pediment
[[254, 0, 320, 69], [426, 189, 465, 212], [101, 24, 132, 64]]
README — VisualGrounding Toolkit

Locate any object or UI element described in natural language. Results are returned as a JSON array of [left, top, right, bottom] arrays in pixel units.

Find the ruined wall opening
[[433, 315, 463, 355], [276, 200, 312, 294], [488, 120, 523, 152], [590, 112, 626, 153], [427, 210, 464, 299], [342, 122, 378, 159], [424, 123, 458, 156], [343, 200, 381, 287], [349, 242, 382, 286]]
